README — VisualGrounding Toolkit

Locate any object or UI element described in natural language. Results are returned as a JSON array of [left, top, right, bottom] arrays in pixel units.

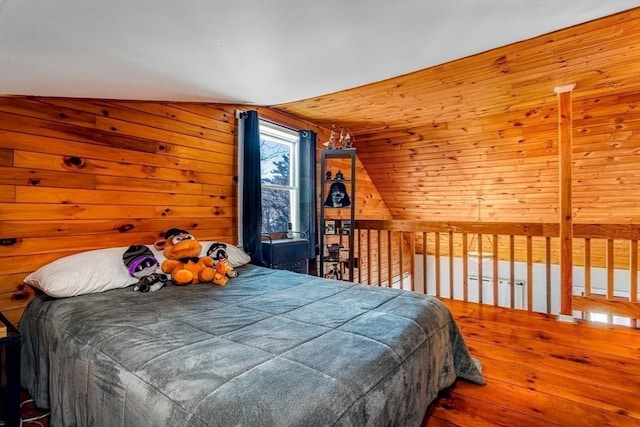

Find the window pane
[[260, 139, 291, 186], [262, 188, 291, 233]]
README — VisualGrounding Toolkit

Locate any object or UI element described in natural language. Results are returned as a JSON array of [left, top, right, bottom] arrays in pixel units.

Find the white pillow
[[24, 247, 139, 298], [200, 241, 251, 267]]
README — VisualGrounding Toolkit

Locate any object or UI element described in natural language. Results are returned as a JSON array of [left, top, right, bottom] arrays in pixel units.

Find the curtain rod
[[260, 117, 301, 134], [236, 109, 304, 134]]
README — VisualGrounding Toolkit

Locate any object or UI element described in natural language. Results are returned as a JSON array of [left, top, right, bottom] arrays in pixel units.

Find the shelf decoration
[[324, 220, 336, 235], [324, 182, 351, 207], [326, 243, 343, 261], [322, 127, 355, 150]]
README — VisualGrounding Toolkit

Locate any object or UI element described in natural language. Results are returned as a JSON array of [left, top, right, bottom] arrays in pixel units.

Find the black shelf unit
[[319, 149, 356, 281]]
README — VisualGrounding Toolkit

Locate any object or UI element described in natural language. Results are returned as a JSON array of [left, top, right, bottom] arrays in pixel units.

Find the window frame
[[259, 120, 300, 234]]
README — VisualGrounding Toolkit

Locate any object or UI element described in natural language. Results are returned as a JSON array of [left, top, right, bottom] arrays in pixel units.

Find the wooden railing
[[352, 220, 640, 326]]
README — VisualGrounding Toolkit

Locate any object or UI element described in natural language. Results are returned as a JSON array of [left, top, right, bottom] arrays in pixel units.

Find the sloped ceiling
[[0, 0, 637, 106], [276, 8, 640, 223]]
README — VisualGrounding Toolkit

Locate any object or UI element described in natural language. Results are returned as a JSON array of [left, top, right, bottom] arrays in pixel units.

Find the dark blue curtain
[[241, 110, 264, 266], [299, 130, 318, 259]]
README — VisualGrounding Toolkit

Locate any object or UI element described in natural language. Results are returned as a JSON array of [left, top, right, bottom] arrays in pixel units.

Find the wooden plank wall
[[0, 97, 237, 323], [356, 13, 640, 223], [275, 8, 640, 270], [0, 99, 390, 323]]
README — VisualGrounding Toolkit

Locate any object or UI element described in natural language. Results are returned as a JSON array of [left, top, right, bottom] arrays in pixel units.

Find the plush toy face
[[207, 242, 229, 261], [158, 230, 202, 260], [123, 245, 159, 278]]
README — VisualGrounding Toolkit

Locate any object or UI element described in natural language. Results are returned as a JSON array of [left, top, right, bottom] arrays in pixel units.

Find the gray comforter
[[21, 265, 484, 427]]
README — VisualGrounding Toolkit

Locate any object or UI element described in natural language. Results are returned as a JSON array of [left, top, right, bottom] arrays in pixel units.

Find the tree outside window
[[259, 121, 299, 234]]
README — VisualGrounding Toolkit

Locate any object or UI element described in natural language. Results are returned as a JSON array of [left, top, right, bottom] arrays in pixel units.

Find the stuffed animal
[[207, 242, 230, 262], [212, 258, 237, 286], [153, 228, 215, 285], [135, 272, 169, 292], [122, 245, 166, 292], [207, 242, 239, 281]]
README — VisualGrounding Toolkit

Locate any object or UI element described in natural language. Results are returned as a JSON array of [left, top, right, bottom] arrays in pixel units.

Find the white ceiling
[[1, 0, 638, 106]]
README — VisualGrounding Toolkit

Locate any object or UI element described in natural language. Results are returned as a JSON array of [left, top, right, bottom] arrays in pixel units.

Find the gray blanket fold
[[21, 265, 484, 427]]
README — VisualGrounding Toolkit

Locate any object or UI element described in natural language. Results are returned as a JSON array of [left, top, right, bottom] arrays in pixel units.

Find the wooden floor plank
[[466, 337, 640, 396], [476, 354, 640, 419], [426, 386, 557, 427], [455, 312, 640, 360], [427, 298, 640, 427]]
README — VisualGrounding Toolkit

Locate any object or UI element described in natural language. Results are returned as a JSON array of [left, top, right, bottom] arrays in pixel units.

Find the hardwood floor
[[426, 299, 640, 427]]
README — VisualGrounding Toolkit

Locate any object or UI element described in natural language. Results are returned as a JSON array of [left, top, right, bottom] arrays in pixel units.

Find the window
[[259, 120, 299, 234]]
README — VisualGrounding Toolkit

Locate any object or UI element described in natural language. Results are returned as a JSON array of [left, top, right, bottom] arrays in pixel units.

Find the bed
[[20, 264, 484, 426]]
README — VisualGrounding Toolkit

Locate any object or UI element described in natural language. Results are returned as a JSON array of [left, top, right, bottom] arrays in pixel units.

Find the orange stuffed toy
[[154, 228, 215, 285], [213, 259, 231, 286], [212, 258, 239, 286]]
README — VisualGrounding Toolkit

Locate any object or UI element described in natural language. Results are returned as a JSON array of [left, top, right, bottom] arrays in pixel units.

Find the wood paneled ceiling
[[274, 9, 639, 136], [273, 9, 640, 223]]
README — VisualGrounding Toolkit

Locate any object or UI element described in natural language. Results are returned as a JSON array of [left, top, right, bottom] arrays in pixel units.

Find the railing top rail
[[354, 220, 559, 237], [573, 224, 640, 240], [355, 220, 640, 240]]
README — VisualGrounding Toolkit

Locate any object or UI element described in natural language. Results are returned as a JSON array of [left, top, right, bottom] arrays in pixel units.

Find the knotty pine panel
[[112, 101, 232, 126], [275, 8, 639, 274], [0, 185, 15, 203], [0, 97, 241, 321], [0, 218, 235, 240], [0, 130, 233, 178], [0, 98, 317, 323], [0, 165, 97, 189], [276, 8, 639, 225], [0, 97, 387, 323], [0, 147, 13, 166], [46, 99, 236, 142], [11, 149, 235, 186]]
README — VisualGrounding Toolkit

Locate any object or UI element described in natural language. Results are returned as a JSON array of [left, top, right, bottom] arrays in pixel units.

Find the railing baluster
[[449, 231, 454, 299], [583, 237, 591, 321], [546, 236, 551, 314], [410, 231, 415, 292], [478, 233, 483, 305], [585, 238, 591, 296], [607, 239, 614, 300], [462, 233, 468, 302], [435, 232, 441, 297], [366, 229, 372, 286], [630, 239, 638, 327], [607, 238, 615, 324], [527, 235, 533, 312], [510, 235, 515, 309], [398, 232, 404, 290], [357, 229, 362, 284], [387, 230, 392, 288], [493, 235, 499, 307], [376, 229, 381, 286], [422, 232, 428, 295]]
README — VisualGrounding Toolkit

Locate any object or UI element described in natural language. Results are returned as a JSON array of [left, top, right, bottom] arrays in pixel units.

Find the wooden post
[[555, 83, 575, 317]]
